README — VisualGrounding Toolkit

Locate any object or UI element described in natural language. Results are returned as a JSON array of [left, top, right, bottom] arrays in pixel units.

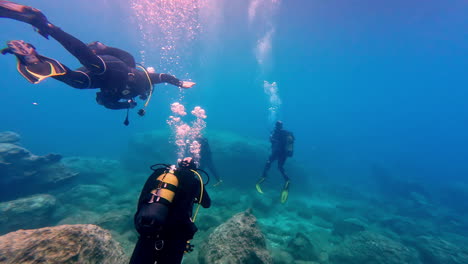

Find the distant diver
[[130, 157, 211, 264], [0, 1, 195, 123], [256, 120, 295, 203], [196, 136, 223, 186]]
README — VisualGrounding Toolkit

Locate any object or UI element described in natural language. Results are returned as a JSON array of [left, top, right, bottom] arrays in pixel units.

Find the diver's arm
[[149, 73, 196, 88], [200, 189, 211, 208]]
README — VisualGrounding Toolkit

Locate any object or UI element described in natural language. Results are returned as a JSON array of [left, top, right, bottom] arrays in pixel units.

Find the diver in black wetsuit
[[0, 1, 195, 113], [256, 121, 295, 203], [197, 136, 223, 186], [131, 157, 211, 264]]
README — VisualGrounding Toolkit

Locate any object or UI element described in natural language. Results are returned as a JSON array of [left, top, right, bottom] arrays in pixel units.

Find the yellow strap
[[190, 170, 204, 222], [137, 65, 153, 108]]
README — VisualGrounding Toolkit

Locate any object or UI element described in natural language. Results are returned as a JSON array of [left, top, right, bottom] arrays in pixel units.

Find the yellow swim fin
[[280, 180, 290, 203], [255, 177, 266, 194]]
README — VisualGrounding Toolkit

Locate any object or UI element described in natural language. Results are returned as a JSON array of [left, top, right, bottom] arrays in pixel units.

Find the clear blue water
[[1, 0, 467, 195]]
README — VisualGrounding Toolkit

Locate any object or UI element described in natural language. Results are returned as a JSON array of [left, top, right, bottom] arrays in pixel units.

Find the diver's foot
[[280, 180, 290, 204], [0, 1, 53, 38], [255, 177, 266, 194]]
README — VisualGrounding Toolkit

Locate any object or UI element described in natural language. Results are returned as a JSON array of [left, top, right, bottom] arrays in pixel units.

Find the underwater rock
[[309, 204, 337, 223], [0, 131, 20, 144], [0, 141, 77, 201], [0, 224, 127, 264], [198, 209, 272, 264], [58, 208, 133, 235], [0, 194, 56, 235], [332, 217, 367, 237], [410, 235, 468, 264], [57, 184, 111, 210], [270, 249, 294, 264], [62, 157, 123, 183], [329, 231, 421, 264], [287, 232, 319, 261]]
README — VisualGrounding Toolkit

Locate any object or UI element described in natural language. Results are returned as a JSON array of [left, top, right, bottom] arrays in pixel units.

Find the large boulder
[[198, 209, 272, 264], [0, 194, 56, 235], [0, 140, 77, 201], [0, 224, 127, 264], [0, 132, 20, 144], [329, 231, 421, 264]]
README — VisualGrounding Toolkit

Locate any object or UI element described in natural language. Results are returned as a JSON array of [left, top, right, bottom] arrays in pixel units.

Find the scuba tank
[[134, 165, 179, 235], [285, 131, 294, 157], [134, 158, 209, 236]]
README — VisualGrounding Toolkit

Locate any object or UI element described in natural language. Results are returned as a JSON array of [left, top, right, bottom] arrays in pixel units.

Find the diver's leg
[[52, 65, 94, 89], [155, 239, 186, 264], [46, 26, 105, 74], [129, 236, 158, 264], [278, 156, 290, 203], [262, 155, 275, 178], [205, 156, 221, 183], [256, 155, 274, 194], [278, 155, 289, 181], [0, 1, 51, 38], [0, 1, 105, 74]]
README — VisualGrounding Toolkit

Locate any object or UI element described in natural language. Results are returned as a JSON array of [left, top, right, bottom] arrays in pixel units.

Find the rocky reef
[[0, 131, 77, 201], [1, 129, 468, 264]]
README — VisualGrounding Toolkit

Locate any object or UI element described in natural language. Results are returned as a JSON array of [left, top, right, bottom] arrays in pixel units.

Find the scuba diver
[[131, 157, 211, 264], [256, 120, 295, 203], [197, 136, 223, 186], [0, 1, 195, 122]]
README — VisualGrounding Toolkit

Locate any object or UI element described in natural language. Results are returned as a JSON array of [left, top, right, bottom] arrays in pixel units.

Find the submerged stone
[[0, 224, 127, 264], [0, 194, 56, 235], [0, 131, 20, 144], [199, 209, 272, 264], [0, 137, 77, 201]]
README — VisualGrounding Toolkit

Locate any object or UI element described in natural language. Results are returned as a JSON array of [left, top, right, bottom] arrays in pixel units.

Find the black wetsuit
[[130, 167, 211, 264], [44, 26, 183, 110], [262, 128, 294, 181], [198, 137, 221, 183]]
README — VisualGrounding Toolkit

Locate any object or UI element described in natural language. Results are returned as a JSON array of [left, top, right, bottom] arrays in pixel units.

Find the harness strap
[[155, 180, 177, 192]]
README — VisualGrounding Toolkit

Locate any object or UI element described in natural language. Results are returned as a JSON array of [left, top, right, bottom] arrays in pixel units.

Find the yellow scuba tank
[[134, 168, 179, 235], [151, 171, 179, 204]]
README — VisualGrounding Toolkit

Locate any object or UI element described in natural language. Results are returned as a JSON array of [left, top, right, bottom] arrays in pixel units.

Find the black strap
[[150, 195, 172, 206], [156, 180, 177, 192]]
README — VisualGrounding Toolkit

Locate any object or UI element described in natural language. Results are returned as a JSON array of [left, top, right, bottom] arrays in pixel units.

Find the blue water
[[1, 0, 467, 194]]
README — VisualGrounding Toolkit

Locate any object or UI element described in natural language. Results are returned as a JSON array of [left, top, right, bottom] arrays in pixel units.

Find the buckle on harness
[[155, 240, 164, 251]]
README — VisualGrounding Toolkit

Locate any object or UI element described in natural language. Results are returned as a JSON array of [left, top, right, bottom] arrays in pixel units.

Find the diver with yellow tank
[[130, 157, 211, 264]]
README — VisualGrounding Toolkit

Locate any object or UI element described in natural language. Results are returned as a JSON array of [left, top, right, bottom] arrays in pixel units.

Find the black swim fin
[[2, 40, 66, 84], [0, 0, 53, 39]]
